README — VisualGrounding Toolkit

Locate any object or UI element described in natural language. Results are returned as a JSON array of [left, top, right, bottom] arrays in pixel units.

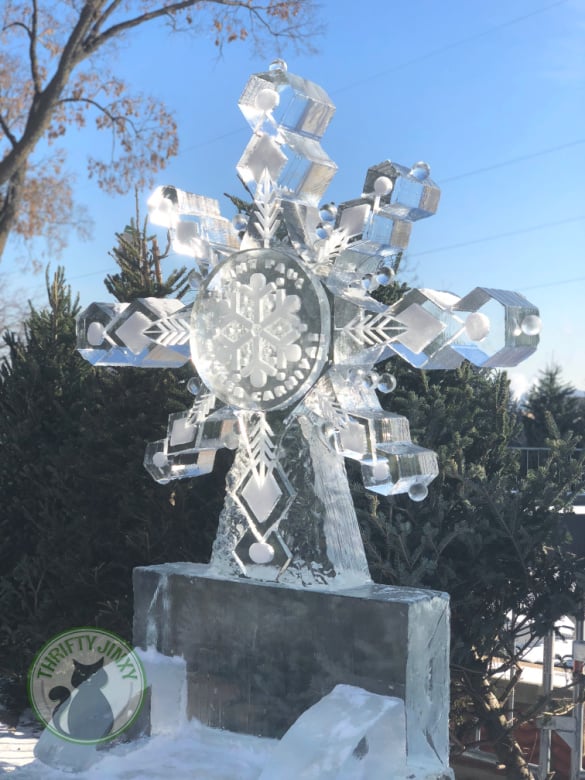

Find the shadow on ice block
[[133, 562, 453, 779]]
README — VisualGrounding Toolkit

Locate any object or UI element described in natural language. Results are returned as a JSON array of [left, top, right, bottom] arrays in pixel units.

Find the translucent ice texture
[[323, 368, 439, 496], [452, 287, 541, 367], [237, 67, 337, 206], [236, 132, 337, 207], [383, 287, 541, 369], [77, 299, 191, 368], [76, 61, 540, 588], [258, 685, 406, 780], [363, 160, 440, 222], [238, 69, 335, 139], [148, 185, 239, 262]]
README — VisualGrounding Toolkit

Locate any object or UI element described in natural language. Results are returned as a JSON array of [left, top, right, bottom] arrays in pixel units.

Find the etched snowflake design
[[191, 248, 330, 412], [213, 272, 305, 389]]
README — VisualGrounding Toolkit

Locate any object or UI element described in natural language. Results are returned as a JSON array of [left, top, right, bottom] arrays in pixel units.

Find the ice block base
[[133, 562, 453, 778]]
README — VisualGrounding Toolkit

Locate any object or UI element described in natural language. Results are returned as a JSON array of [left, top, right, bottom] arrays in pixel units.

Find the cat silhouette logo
[[28, 627, 146, 744]]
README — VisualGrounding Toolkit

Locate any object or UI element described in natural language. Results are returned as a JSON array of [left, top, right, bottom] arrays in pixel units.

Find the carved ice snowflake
[[76, 60, 540, 586]]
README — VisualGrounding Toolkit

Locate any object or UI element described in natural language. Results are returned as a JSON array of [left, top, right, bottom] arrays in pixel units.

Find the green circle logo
[[27, 627, 146, 744]]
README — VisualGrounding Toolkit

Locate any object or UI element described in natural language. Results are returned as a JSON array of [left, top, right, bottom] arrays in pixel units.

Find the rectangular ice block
[[133, 562, 451, 774]]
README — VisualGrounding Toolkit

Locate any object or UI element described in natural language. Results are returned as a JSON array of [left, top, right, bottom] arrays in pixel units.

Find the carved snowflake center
[[190, 248, 331, 411]]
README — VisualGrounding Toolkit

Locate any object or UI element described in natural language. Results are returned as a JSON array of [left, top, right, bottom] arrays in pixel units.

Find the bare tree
[[0, 0, 316, 264]]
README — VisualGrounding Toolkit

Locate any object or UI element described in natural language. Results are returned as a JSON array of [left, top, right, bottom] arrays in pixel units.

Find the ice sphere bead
[[319, 203, 337, 222], [410, 161, 431, 181], [255, 87, 280, 112], [87, 322, 105, 346], [269, 58, 287, 72], [187, 377, 200, 395], [232, 213, 249, 231], [373, 176, 393, 195], [375, 267, 394, 286], [465, 312, 491, 341], [249, 542, 275, 564], [521, 314, 542, 336], [361, 273, 376, 291], [408, 482, 428, 502], [152, 451, 168, 468], [378, 373, 397, 394]]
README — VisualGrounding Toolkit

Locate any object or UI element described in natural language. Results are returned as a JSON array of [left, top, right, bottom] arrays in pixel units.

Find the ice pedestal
[[133, 562, 453, 779]]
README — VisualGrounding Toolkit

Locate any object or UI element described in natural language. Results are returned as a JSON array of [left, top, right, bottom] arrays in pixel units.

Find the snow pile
[[9, 720, 276, 779]]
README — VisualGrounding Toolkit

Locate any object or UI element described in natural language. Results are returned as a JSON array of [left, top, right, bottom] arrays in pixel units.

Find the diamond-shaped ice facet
[[241, 470, 283, 524], [237, 134, 288, 187]]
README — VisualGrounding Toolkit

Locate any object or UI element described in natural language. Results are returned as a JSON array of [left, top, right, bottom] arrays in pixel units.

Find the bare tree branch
[[0, 0, 318, 261], [0, 114, 18, 148], [29, 0, 42, 95]]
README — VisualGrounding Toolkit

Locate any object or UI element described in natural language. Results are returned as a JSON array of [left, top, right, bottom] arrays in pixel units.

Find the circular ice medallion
[[190, 249, 331, 411]]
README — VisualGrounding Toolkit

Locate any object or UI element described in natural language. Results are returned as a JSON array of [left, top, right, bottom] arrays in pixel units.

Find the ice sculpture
[[77, 60, 540, 588]]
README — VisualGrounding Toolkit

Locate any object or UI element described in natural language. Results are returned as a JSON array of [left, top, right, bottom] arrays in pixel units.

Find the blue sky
[[3, 0, 584, 394]]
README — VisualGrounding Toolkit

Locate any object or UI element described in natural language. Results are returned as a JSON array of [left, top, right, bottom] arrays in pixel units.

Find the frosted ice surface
[[334, 196, 413, 253], [406, 597, 451, 772], [388, 289, 464, 367], [135, 648, 187, 735], [258, 684, 406, 780], [33, 728, 101, 773], [237, 132, 337, 207], [237, 134, 288, 188], [190, 248, 330, 412]]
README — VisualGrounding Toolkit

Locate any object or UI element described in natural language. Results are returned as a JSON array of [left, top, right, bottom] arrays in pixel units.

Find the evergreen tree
[[354, 345, 585, 779], [522, 365, 584, 447], [104, 192, 190, 302], [0, 268, 94, 708], [0, 222, 225, 714]]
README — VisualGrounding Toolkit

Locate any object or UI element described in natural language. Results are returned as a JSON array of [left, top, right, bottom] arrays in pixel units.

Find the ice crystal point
[[77, 299, 191, 367], [76, 62, 541, 587], [144, 439, 216, 484], [452, 287, 540, 366], [237, 66, 337, 206], [363, 160, 440, 222], [147, 185, 238, 261], [239, 68, 335, 139], [384, 287, 541, 370]]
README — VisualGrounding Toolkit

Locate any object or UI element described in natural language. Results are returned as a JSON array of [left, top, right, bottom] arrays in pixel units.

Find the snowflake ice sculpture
[[77, 60, 541, 588]]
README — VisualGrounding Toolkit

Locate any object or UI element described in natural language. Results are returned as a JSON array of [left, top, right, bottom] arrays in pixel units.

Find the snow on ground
[[0, 717, 41, 774], [0, 718, 277, 779]]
